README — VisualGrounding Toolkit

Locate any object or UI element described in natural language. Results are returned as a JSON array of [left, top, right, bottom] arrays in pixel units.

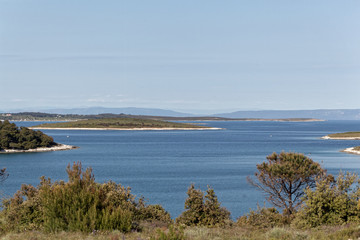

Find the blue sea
[[1, 120, 360, 219]]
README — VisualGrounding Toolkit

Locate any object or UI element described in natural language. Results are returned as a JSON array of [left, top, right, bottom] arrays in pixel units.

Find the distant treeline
[[1, 112, 321, 122], [0, 120, 56, 150]]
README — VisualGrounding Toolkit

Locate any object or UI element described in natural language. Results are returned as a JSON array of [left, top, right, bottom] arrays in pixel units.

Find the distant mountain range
[[2, 107, 360, 120], [214, 109, 360, 120]]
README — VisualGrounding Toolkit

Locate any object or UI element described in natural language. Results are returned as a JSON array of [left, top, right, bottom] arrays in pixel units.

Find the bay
[[1, 120, 360, 219]]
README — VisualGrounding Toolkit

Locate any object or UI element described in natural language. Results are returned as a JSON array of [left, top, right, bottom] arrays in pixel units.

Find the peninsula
[[0, 120, 76, 153], [321, 132, 360, 155], [30, 118, 220, 130], [321, 132, 360, 140]]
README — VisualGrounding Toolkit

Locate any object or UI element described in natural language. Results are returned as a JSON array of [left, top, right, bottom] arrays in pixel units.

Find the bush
[[176, 184, 231, 227], [237, 205, 286, 229], [0, 162, 172, 233], [293, 172, 360, 228]]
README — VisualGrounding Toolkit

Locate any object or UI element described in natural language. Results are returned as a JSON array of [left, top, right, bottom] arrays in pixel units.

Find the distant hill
[[214, 109, 360, 120], [41, 107, 193, 117]]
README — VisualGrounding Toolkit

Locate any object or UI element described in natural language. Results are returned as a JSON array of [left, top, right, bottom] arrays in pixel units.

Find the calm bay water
[[1, 120, 360, 219]]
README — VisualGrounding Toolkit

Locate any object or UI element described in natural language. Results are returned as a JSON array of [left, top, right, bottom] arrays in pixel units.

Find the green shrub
[[1, 162, 172, 233], [237, 205, 286, 228], [176, 184, 231, 227], [293, 172, 360, 228]]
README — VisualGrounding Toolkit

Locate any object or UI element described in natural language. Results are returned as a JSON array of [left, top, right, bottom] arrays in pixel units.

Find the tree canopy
[[0, 120, 56, 151], [248, 152, 327, 215]]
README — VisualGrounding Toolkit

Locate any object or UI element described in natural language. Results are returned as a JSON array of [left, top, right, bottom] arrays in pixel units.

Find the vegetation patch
[[3, 152, 360, 239], [176, 184, 231, 227], [327, 132, 360, 138], [32, 118, 207, 129], [0, 120, 56, 151], [0, 162, 172, 233]]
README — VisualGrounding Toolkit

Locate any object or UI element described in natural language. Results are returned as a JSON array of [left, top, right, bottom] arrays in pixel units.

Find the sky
[[1, 0, 359, 113]]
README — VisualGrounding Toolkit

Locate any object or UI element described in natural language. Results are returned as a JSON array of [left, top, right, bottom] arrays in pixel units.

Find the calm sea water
[[1, 120, 360, 219]]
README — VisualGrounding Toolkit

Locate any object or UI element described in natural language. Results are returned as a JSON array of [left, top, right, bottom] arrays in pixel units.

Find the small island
[[30, 117, 221, 130], [0, 120, 76, 153], [342, 146, 360, 155], [321, 132, 360, 140], [321, 131, 360, 155]]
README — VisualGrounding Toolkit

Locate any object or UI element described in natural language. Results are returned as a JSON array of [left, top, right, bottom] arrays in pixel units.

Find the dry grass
[[3, 224, 360, 240], [328, 132, 360, 138]]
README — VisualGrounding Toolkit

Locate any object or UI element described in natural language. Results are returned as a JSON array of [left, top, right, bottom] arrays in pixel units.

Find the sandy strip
[[321, 136, 360, 140], [0, 144, 78, 154], [30, 127, 223, 131], [342, 147, 360, 155]]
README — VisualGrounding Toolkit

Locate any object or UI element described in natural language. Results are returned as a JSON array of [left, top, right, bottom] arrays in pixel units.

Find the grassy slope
[[32, 118, 207, 129], [327, 132, 360, 138]]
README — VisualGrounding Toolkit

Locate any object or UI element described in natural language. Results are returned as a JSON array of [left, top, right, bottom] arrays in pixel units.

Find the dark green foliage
[[0, 162, 172, 233], [176, 184, 231, 227], [237, 206, 286, 228], [247, 152, 327, 215], [137, 203, 173, 223], [0, 120, 56, 150], [294, 172, 360, 228]]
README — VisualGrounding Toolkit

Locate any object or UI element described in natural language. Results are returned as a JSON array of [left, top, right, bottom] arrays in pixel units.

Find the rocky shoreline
[[341, 147, 360, 155], [0, 144, 78, 154], [321, 136, 360, 140]]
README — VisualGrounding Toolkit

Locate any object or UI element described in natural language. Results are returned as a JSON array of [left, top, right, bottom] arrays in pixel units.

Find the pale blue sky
[[1, 0, 359, 113]]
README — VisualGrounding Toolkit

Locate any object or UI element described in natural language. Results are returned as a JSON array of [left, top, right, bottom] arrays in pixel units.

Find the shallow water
[[1, 120, 359, 219]]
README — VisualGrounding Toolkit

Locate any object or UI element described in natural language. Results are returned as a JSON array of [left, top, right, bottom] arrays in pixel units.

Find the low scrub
[[237, 205, 287, 229], [0, 162, 171, 233], [293, 172, 360, 228]]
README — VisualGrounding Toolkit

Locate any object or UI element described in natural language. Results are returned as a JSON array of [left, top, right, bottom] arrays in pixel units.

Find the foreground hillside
[[2, 153, 360, 239], [31, 118, 212, 130]]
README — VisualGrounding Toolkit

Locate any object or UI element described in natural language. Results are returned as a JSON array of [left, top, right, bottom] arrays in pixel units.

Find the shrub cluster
[[0, 162, 171, 233], [293, 172, 360, 228], [237, 206, 286, 228], [0, 120, 55, 150], [176, 184, 231, 227]]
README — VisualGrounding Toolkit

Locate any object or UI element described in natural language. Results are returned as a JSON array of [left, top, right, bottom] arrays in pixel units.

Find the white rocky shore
[[321, 136, 360, 140], [342, 147, 360, 155], [31, 127, 222, 131], [0, 144, 78, 154]]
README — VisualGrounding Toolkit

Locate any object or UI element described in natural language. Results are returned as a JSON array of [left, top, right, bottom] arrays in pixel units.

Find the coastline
[[341, 147, 360, 155], [0, 144, 78, 154], [30, 127, 223, 131], [321, 136, 360, 140]]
